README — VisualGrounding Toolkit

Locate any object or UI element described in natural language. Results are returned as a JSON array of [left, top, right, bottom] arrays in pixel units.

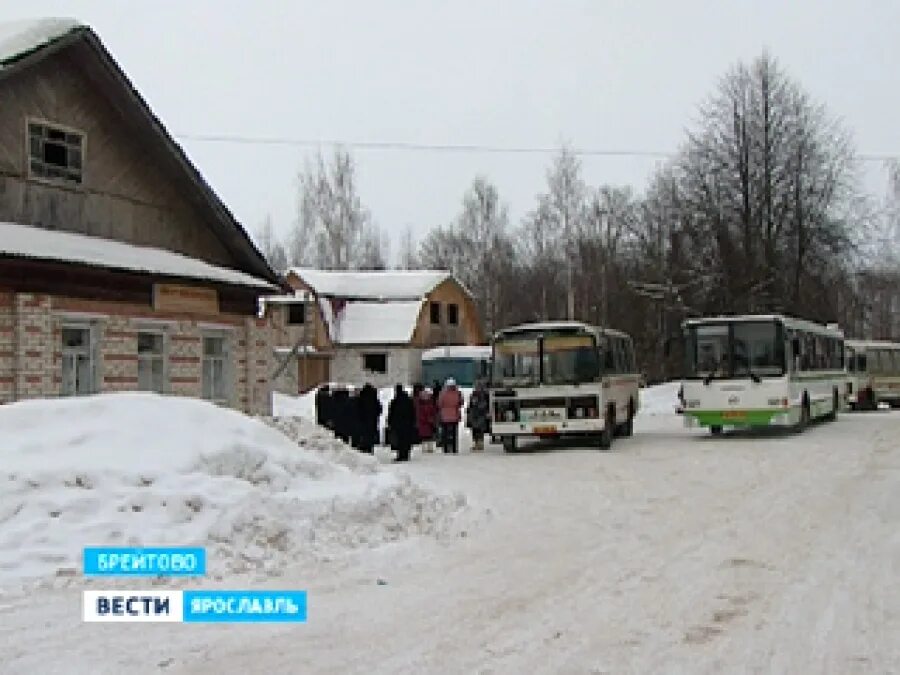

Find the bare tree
[[396, 226, 419, 270], [289, 148, 372, 270], [254, 214, 288, 273]]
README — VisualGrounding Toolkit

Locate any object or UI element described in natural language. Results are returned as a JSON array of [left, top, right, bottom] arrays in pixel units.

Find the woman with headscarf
[[416, 386, 437, 453], [466, 379, 491, 452], [437, 378, 464, 454]]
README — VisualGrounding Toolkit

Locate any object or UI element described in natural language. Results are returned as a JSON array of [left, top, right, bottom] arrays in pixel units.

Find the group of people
[[314, 378, 492, 462]]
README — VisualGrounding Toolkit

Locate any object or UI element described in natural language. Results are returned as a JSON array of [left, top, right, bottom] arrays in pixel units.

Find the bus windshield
[[492, 331, 599, 386], [686, 320, 785, 379]]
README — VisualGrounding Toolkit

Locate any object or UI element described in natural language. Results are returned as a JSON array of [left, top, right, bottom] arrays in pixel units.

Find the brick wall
[[0, 292, 13, 403], [0, 291, 275, 415], [14, 294, 53, 399], [100, 316, 138, 392]]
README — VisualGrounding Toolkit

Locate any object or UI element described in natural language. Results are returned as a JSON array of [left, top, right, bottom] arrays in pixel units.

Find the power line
[[172, 133, 900, 163]]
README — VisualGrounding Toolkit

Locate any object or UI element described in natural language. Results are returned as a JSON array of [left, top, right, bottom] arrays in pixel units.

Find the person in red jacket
[[416, 387, 437, 453], [437, 378, 464, 454]]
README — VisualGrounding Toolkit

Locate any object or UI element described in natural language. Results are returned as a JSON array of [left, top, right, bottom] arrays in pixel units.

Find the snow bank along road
[[2, 409, 898, 674]]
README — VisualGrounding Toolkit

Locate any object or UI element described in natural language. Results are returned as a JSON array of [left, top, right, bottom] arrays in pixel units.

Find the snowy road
[[2, 408, 899, 674]]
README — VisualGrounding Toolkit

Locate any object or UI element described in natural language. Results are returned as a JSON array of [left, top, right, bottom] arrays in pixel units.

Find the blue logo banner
[[83, 547, 206, 577], [183, 590, 308, 623]]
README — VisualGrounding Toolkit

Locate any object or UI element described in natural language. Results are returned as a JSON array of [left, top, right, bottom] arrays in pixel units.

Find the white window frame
[[201, 332, 231, 404], [26, 117, 86, 187], [60, 322, 98, 396], [137, 329, 168, 394]]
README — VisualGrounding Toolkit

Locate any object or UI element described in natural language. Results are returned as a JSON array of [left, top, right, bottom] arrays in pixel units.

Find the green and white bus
[[845, 339, 900, 410], [678, 315, 846, 434], [490, 321, 640, 451]]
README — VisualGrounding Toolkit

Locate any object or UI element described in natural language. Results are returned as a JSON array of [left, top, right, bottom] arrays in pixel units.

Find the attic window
[[430, 302, 441, 325], [28, 121, 84, 185], [287, 303, 306, 325], [447, 303, 459, 325]]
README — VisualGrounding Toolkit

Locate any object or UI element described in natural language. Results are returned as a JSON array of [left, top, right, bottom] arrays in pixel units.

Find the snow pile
[[0, 393, 471, 589], [639, 381, 682, 417]]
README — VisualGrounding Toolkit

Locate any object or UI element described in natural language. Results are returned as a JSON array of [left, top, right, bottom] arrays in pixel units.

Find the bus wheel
[[710, 425, 723, 436], [619, 401, 635, 438], [825, 390, 839, 421], [502, 436, 517, 453], [794, 396, 810, 433], [599, 408, 615, 450]]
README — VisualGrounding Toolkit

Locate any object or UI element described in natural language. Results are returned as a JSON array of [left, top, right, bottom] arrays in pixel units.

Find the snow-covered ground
[[1, 385, 898, 674], [0, 393, 472, 593]]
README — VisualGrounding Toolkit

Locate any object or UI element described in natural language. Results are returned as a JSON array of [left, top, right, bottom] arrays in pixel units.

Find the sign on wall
[[152, 284, 219, 314]]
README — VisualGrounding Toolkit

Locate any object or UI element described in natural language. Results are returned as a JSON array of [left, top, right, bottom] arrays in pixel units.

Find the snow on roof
[[326, 300, 424, 345], [0, 18, 80, 66], [0, 221, 276, 289], [422, 345, 492, 361], [493, 321, 629, 340], [290, 268, 451, 300]]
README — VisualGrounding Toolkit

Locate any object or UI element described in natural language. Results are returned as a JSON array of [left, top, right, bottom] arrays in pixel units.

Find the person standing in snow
[[437, 378, 464, 454], [356, 383, 382, 454], [416, 387, 438, 453], [466, 380, 491, 452], [411, 383, 424, 445], [387, 384, 416, 462], [348, 388, 363, 450], [314, 384, 332, 429], [431, 379, 444, 447], [331, 386, 351, 444]]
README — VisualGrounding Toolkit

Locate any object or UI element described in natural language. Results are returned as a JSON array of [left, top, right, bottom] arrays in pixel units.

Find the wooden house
[[279, 268, 485, 390], [0, 19, 285, 414]]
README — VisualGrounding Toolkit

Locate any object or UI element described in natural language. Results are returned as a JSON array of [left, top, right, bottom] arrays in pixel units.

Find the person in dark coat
[[466, 380, 491, 452], [411, 383, 424, 444], [387, 384, 416, 462], [348, 388, 363, 450], [431, 380, 443, 447], [331, 386, 351, 444], [356, 383, 382, 454], [314, 384, 332, 429]]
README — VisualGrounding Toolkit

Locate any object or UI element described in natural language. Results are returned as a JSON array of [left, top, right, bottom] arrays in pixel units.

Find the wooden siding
[[283, 271, 335, 350], [0, 41, 236, 267], [411, 278, 484, 347]]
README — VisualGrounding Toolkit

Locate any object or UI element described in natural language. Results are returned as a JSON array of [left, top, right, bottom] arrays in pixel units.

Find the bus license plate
[[533, 425, 557, 435], [722, 411, 746, 420]]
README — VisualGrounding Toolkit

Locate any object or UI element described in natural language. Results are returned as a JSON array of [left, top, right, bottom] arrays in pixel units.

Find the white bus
[[845, 339, 900, 410], [678, 315, 846, 434], [489, 321, 640, 451]]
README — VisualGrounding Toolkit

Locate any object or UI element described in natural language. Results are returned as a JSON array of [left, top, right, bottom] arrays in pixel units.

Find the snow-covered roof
[[422, 346, 492, 361], [845, 339, 900, 349], [0, 18, 79, 67], [683, 314, 844, 337], [493, 321, 629, 340], [289, 268, 451, 300], [0, 221, 277, 289], [321, 299, 424, 345]]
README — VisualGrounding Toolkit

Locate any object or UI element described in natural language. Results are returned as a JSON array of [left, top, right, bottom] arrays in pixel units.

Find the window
[[447, 303, 459, 325], [430, 302, 441, 325], [363, 353, 387, 374], [28, 121, 84, 185], [137, 332, 166, 393], [202, 335, 228, 402], [287, 303, 306, 325], [61, 325, 96, 396]]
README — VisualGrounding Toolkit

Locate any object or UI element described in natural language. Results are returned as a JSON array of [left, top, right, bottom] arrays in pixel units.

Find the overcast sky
[[6, 1, 900, 255]]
